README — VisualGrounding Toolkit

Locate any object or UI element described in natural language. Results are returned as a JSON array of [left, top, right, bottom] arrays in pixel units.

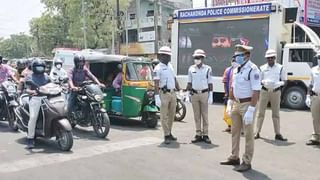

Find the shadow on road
[[0, 122, 19, 134], [241, 169, 271, 180], [15, 137, 74, 154], [192, 142, 219, 150], [158, 141, 181, 149], [260, 137, 296, 146], [110, 118, 159, 132], [71, 127, 110, 141]]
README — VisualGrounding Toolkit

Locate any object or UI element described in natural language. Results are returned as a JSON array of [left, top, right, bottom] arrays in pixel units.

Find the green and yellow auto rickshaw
[[85, 54, 159, 128]]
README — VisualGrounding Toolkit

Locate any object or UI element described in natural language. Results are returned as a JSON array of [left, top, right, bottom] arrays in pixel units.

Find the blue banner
[[177, 3, 272, 20]]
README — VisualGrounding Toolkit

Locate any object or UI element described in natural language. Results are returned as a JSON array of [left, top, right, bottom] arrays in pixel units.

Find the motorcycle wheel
[[56, 126, 73, 151], [143, 112, 158, 128], [8, 108, 18, 131], [93, 113, 110, 138], [175, 99, 186, 122]]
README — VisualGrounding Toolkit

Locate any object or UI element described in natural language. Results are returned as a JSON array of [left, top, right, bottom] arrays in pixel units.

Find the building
[[120, 0, 191, 57]]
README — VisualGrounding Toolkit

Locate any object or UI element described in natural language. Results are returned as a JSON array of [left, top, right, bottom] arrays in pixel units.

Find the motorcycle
[[14, 82, 73, 151], [175, 92, 186, 122], [0, 80, 19, 130], [69, 81, 110, 138]]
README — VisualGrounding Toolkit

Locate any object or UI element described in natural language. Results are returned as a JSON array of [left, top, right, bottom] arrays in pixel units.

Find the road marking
[[0, 137, 162, 173]]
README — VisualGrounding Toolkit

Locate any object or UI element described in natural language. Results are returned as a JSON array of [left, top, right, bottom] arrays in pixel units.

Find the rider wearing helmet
[[50, 58, 67, 83], [25, 59, 51, 149], [16, 59, 26, 76], [67, 55, 105, 114], [151, 58, 160, 69]]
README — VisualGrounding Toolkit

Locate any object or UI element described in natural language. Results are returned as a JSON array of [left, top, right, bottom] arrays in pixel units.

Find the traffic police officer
[[305, 53, 320, 146], [255, 49, 287, 141], [186, 49, 213, 144], [220, 44, 261, 172], [154, 46, 180, 144]]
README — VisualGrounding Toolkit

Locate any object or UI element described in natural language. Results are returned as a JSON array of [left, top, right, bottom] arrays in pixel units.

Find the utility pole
[[111, 14, 115, 54], [154, 0, 159, 54], [125, 10, 129, 56], [81, 0, 87, 49], [116, 0, 121, 54]]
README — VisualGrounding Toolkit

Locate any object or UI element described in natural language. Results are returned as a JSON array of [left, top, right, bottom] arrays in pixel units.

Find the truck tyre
[[283, 86, 306, 109]]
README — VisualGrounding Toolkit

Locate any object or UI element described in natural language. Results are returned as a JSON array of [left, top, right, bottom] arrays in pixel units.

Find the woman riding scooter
[[25, 60, 51, 149]]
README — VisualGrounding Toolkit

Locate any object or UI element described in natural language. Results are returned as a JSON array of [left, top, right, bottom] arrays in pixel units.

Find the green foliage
[[0, 34, 33, 59]]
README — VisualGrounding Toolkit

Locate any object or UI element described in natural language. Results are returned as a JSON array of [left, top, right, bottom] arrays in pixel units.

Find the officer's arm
[[251, 91, 260, 107], [229, 87, 235, 100], [155, 80, 160, 94], [186, 67, 192, 91], [175, 78, 180, 91], [208, 67, 213, 91], [308, 72, 314, 95]]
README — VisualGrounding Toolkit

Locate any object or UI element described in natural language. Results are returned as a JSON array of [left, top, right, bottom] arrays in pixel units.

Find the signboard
[[177, 3, 271, 19], [138, 31, 155, 42], [120, 42, 155, 55], [305, 0, 320, 26], [237, 0, 270, 3]]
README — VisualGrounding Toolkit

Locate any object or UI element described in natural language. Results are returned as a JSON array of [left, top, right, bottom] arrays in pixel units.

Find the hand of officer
[[184, 91, 190, 103], [208, 92, 213, 104], [243, 106, 255, 125], [226, 100, 234, 117], [276, 81, 285, 87], [155, 94, 161, 108], [305, 95, 311, 108]]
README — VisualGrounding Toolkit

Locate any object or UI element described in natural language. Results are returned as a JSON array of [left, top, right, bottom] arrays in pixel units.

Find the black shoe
[[169, 134, 177, 141], [223, 126, 231, 132], [202, 136, 212, 144], [26, 138, 35, 149], [235, 162, 252, 172], [306, 140, 320, 145], [191, 135, 203, 143], [275, 134, 287, 141], [164, 136, 171, 144], [220, 158, 240, 166], [254, 133, 260, 139]]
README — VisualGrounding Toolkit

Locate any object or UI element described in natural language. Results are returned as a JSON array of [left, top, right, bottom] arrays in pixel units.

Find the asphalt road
[[0, 103, 319, 180]]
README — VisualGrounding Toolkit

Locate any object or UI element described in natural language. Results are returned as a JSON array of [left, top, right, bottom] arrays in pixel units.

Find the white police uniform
[[188, 64, 213, 137], [256, 63, 286, 136], [230, 60, 261, 165], [153, 62, 177, 136]]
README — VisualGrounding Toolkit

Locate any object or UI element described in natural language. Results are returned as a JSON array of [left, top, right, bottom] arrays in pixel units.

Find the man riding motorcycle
[[0, 56, 19, 84], [67, 55, 105, 115], [24, 60, 51, 149], [50, 58, 68, 83]]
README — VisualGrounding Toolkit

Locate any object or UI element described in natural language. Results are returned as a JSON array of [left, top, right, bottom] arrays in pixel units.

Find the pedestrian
[[186, 49, 213, 144], [220, 44, 261, 172], [305, 53, 320, 146], [254, 49, 287, 141], [222, 55, 238, 132], [153, 46, 180, 144]]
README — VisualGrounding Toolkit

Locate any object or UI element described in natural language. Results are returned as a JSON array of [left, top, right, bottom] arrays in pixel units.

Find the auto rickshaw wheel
[[142, 112, 158, 128], [175, 99, 186, 122]]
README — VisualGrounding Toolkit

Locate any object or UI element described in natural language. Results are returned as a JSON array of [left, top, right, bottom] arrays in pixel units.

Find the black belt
[[192, 89, 208, 94], [262, 86, 281, 92], [161, 88, 175, 93], [235, 97, 251, 103]]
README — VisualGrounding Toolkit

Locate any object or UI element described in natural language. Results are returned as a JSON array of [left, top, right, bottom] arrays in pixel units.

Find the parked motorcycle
[[14, 82, 73, 151], [0, 80, 19, 130], [69, 81, 110, 138]]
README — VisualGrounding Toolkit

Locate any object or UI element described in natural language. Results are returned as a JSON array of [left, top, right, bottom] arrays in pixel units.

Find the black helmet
[[26, 59, 33, 70], [16, 59, 26, 70], [74, 55, 85, 69], [152, 59, 160, 66], [32, 59, 46, 74], [0, 56, 2, 64]]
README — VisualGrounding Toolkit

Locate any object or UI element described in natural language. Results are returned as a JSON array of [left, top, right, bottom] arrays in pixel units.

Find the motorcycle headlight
[[94, 95, 103, 102]]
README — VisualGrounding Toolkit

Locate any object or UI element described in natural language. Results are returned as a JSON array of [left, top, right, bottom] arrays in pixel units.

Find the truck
[[170, 1, 320, 109]]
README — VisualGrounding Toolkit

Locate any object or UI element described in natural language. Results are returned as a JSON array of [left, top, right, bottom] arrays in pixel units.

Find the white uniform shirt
[[260, 63, 287, 89], [232, 60, 261, 99], [311, 66, 320, 94], [153, 62, 176, 89], [188, 64, 213, 90]]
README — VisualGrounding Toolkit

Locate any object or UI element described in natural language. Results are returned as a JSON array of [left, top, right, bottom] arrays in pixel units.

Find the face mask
[[231, 62, 238, 68], [34, 66, 45, 74], [235, 55, 245, 65], [194, 59, 202, 65], [56, 64, 62, 69]]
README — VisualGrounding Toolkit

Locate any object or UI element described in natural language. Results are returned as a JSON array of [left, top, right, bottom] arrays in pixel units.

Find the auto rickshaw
[[84, 54, 159, 128]]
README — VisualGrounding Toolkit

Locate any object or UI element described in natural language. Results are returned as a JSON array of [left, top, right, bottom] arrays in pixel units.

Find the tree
[[0, 33, 33, 58]]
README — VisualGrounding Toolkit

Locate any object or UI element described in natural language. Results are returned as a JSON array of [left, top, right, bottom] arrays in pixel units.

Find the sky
[[0, 0, 44, 38]]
